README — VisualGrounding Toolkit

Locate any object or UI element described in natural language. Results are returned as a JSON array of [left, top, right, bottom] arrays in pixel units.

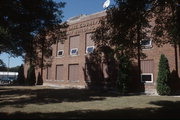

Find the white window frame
[[86, 46, 95, 54], [141, 73, 153, 83], [57, 50, 64, 56], [141, 39, 152, 49], [70, 48, 78, 56]]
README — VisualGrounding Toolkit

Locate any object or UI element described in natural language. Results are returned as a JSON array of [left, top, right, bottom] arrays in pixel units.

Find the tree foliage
[[0, 59, 7, 71], [0, 0, 66, 61], [157, 54, 171, 95], [93, 0, 151, 60], [152, 0, 180, 78], [0, 59, 5, 67], [92, 0, 152, 91], [8, 66, 20, 72], [0, 65, 20, 72], [152, 0, 180, 46], [0, 27, 15, 54]]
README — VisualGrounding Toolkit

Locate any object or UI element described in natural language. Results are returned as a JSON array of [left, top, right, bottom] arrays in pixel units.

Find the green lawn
[[0, 86, 180, 119]]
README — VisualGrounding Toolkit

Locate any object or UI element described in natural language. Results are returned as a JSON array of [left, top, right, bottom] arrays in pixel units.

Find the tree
[[92, 0, 152, 91], [27, 65, 36, 86], [0, 59, 4, 66], [9, 66, 20, 72], [34, 24, 67, 83], [152, 0, 180, 74], [17, 64, 25, 85], [37, 72, 43, 85], [0, 0, 66, 63], [0, 27, 16, 54], [157, 54, 171, 95], [0, 59, 7, 71]]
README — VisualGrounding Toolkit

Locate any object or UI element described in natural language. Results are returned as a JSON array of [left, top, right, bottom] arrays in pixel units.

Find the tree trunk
[[174, 43, 178, 75], [137, 24, 141, 81], [29, 40, 33, 65], [40, 37, 45, 83]]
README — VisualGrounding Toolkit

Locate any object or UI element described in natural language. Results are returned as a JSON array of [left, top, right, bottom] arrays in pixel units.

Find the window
[[57, 50, 64, 56], [57, 41, 64, 57], [68, 64, 79, 82], [141, 39, 152, 49], [86, 33, 95, 54], [46, 67, 51, 80], [141, 73, 153, 83], [56, 65, 64, 80], [140, 60, 154, 83], [69, 35, 79, 55], [86, 46, 95, 54], [70, 48, 78, 56]]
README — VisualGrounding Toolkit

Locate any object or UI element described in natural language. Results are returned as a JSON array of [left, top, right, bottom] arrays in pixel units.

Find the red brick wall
[[24, 11, 180, 93]]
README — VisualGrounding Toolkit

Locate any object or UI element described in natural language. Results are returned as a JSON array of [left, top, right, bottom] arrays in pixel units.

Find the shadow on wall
[[83, 49, 118, 90], [170, 70, 180, 94], [0, 100, 180, 119], [130, 63, 145, 93], [83, 50, 145, 92], [83, 54, 104, 89]]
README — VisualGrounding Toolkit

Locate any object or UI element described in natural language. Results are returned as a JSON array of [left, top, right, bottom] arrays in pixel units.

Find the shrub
[[157, 54, 171, 95], [27, 65, 36, 86], [37, 72, 43, 85], [17, 64, 25, 85]]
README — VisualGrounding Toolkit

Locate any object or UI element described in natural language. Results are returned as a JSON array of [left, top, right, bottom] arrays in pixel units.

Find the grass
[[0, 86, 180, 119]]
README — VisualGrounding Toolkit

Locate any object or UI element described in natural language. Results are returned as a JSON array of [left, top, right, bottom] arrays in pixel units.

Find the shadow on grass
[[1, 87, 180, 119], [0, 87, 125, 108], [0, 101, 180, 119]]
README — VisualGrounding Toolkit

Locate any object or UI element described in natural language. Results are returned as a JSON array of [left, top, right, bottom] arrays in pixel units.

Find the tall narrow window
[[86, 46, 95, 54], [86, 33, 95, 54], [69, 35, 79, 56], [70, 48, 78, 56], [56, 65, 64, 80], [46, 67, 51, 80], [57, 41, 64, 57], [68, 64, 79, 82]]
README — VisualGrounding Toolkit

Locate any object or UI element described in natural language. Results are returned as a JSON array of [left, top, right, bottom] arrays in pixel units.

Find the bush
[[117, 55, 131, 94], [37, 72, 43, 85], [27, 65, 36, 86], [157, 54, 171, 95], [17, 64, 25, 85]]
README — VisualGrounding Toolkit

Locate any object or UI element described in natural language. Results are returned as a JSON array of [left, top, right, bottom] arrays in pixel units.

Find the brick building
[[24, 11, 180, 94]]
